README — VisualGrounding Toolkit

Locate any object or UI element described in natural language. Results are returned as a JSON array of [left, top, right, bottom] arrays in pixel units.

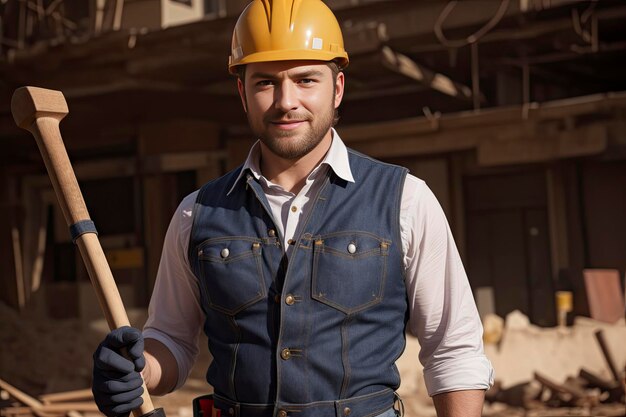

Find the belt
[[212, 388, 396, 417]]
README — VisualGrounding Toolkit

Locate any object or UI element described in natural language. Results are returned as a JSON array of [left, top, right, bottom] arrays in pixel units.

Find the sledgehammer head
[[11, 86, 68, 130]]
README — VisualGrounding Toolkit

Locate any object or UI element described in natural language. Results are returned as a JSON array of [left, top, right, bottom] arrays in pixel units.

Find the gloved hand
[[92, 326, 145, 417]]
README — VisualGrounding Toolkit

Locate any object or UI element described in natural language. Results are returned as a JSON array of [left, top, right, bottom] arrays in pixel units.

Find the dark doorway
[[465, 170, 556, 326]]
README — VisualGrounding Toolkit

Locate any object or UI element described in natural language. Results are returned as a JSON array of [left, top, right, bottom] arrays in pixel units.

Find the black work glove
[[92, 326, 145, 417]]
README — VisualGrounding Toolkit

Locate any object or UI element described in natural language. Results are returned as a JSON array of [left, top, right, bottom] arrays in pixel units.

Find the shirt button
[[287, 239, 295, 245], [291, 206, 298, 213], [343, 407, 351, 416], [281, 348, 292, 360], [274, 294, 281, 304], [347, 243, 357, 254], [268, 229, 276, 237], [220, 248, 230, 258], [285, 294, 295, 305], [278, 411, 288, 417]]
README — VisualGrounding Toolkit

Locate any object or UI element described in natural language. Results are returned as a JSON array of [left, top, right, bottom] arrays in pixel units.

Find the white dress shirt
[[144, 129, 494, 396]]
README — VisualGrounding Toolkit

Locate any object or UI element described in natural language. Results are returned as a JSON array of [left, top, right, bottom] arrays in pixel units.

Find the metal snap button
[[285, 294, 296, 305], [281, 348, 292, 360], [278, 410, 288, 417], [228, 408, 234, 416], [347, 243, 357, 254], [343, 407, 351, 416], [268, 229, 276, 237], [220, 248, 230, 258]]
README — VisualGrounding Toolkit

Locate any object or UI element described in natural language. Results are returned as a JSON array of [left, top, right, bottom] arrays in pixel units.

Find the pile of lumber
[[0, 379, 98, 417], [485, 329, 626, 415]]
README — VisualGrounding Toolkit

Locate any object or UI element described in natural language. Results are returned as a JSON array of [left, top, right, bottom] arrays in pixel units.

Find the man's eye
[[257, 80, 274, 87], [299, 79, 315, 84]]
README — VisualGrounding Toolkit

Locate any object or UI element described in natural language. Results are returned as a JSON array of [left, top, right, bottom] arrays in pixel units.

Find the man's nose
[[274, 82, 299, 112]]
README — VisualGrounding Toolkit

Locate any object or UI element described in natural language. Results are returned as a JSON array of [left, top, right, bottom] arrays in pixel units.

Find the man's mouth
[[270, 120, 305, 130]]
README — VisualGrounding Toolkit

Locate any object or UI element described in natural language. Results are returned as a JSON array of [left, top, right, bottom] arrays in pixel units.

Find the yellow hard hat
[[228, 0, 349, 74]]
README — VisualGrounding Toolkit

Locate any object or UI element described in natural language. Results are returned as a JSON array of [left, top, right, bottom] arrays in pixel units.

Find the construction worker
[[92, 1, 493, 416]]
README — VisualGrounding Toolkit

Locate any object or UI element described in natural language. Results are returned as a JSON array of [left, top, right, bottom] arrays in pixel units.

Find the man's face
[[237, 60, 344, 161]]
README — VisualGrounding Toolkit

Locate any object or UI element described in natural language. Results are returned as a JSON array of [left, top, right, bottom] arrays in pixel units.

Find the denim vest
[[188, 150, 409, 417]]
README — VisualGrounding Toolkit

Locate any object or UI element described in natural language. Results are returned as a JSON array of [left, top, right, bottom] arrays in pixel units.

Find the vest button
[[220, 248, 230, 258], [268, 229, 276, 237], [343, 407, 351, 416], [285, 294, 295, 305], [278, 411, 288, 417], [280, 348, 292, 360]]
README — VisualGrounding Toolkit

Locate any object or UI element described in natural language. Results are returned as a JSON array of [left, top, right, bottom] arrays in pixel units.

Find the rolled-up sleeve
[[400, 175, 494, 396], [143, 191, 205, 390]]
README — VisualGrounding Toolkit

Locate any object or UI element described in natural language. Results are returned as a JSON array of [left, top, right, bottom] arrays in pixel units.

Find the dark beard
[[251, 106, 334, 160]]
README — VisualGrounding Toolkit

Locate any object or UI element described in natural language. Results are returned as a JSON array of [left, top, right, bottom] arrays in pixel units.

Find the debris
[[0, 379, 97, 417], [594, 329, 622, 383], [483, 314, 504, 344]]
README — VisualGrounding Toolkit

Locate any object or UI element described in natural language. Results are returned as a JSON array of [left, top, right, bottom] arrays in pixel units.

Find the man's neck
[[259, 132, 332, 194]]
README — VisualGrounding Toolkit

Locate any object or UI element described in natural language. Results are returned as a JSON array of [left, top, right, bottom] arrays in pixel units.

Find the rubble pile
[[482, 311, 626, 417], [0, 301, 101, 395]]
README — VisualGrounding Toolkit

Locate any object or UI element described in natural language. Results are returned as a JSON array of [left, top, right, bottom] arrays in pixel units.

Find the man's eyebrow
[[291, 70, 325, 78], [249, 70, 325, 80]]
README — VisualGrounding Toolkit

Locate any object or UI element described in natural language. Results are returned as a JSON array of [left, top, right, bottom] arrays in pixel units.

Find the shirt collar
[[227, 128, 355, 196]]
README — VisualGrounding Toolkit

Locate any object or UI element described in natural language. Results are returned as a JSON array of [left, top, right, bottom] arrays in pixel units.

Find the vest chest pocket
[[312, 232, 390, 315], [197, 237, 266, 315]]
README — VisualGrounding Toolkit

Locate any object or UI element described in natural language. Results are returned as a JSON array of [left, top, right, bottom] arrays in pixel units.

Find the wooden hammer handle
[[11, 87, 157, 417]]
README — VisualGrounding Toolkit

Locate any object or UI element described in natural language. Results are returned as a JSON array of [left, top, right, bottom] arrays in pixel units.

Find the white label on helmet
[[232, 46, 243, 60], [312, 38, 323, 50]]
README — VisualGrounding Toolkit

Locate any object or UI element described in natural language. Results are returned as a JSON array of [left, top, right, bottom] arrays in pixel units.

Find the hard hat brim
[[229, 50, 349, 74]]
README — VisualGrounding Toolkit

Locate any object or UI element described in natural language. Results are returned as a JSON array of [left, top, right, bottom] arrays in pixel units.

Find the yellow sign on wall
[[104, 247, 144, 269]]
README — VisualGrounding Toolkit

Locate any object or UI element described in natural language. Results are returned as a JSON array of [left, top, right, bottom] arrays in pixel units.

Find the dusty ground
[[2, 301, 625, 417]]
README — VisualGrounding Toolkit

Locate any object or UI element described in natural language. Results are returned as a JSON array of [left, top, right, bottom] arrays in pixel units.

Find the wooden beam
[[477, 123, 608, 166], [340, 91, 626, 144], [0, 379, 49, 417], [39, 389, 93, 404], [380, 46, 475, 101]]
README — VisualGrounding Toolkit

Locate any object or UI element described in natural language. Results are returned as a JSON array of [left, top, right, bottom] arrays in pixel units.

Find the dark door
[[465, 170, 556, 326]]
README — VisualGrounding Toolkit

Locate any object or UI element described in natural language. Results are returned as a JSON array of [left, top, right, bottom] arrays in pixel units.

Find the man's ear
[[334, 72, 345, 109], [237, 78, 247, 113]]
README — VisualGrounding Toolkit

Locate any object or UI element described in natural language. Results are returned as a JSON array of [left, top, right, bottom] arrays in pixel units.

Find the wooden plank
[[534, 372, 587, 399], [350, 128, 478, 159], [594, 330, 622, 383], [0, 379, 50, 417], [380, 46, 474, 100], [477, 124, 607, 167], [340, 92, 626, 144], [583, 269, 625, 324], [39, 389, 93, 404], [38, 404, 98, 413], [0, 203, 23, 310]]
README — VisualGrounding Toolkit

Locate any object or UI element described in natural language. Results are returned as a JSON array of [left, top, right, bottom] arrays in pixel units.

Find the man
[[92, 1, 493, 416]]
